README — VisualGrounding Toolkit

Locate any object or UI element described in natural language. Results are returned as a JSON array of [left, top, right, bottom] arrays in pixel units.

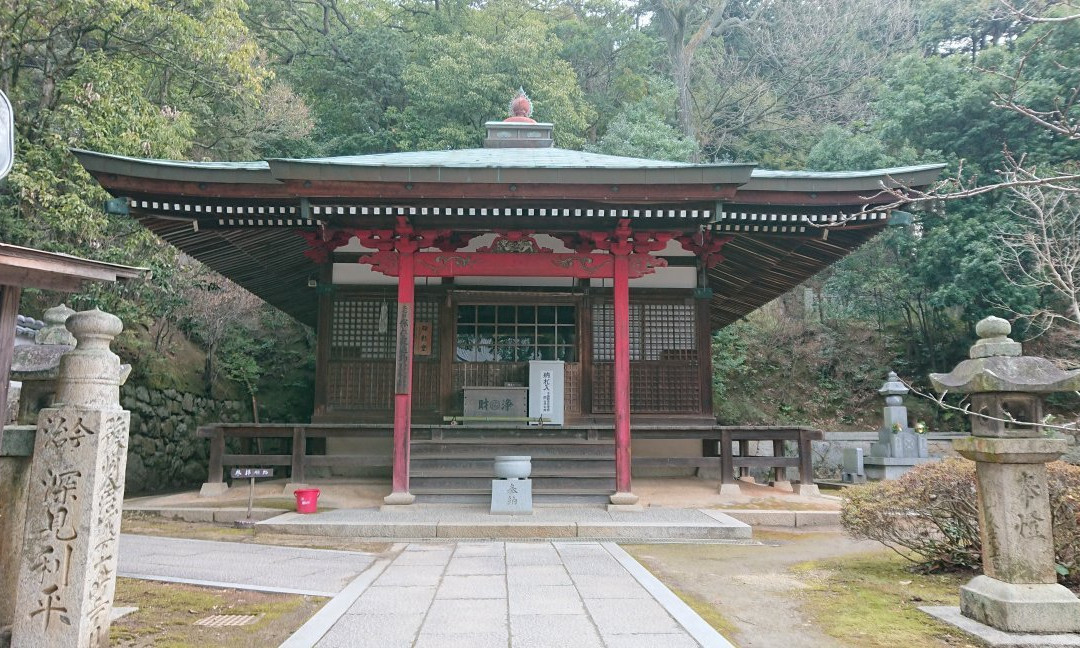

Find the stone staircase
[[410, 428, 615, 502]]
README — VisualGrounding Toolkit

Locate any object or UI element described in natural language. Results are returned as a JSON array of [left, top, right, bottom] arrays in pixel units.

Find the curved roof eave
[[742, 164, 947, 193], [72, 149, 279, 185]]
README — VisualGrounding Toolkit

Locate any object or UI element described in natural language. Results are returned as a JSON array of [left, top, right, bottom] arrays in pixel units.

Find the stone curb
[[254, 517, 752, 540], [279, 558, 391, 648], [125, 505, 827, 533], [602, 542, 736, 648], [716, 509, 840, 527], [125, 506, 285, 523], [116, 572, 339, 598]]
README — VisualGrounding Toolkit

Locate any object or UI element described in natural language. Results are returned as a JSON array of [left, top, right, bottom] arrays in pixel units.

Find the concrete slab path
[[117, 534, 734, 647], [285, 541, 734, 648], [117, 534, 377, 596]]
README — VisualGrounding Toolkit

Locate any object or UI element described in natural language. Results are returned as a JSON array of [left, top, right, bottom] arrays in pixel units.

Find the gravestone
[[930, 316, 1080, 634], [841, 447, 865, 484], [864, 371, 935, 480], [12, 309, 132, 648]]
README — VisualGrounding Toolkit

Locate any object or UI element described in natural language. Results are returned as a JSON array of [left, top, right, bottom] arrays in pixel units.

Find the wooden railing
[[197, 423, 822, 489], [196, 423, 396, 486]]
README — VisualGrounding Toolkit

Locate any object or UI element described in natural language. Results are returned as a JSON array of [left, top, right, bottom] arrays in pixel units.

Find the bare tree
[[180, 267, 265, 389], [999, 168, 1080, 337], [647, 0, 757, 149], [666, 0, 916, 158]]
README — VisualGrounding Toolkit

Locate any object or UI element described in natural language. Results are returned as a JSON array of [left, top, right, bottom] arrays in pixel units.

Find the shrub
[[841, 457, 1080, 586]]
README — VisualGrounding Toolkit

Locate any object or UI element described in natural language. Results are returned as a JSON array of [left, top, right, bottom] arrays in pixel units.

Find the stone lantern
[[930, 316, 1080, 633]]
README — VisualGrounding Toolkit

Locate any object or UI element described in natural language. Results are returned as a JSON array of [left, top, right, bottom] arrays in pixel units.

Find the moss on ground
[[665, 584, 740, 639], [793, 553, 986, 647], [110, 578, 325, 647]]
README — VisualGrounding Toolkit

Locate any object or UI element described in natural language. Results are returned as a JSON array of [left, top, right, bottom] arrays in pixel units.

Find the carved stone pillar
[[12, 309, 131, 648], [931, 316, 1080, 634]]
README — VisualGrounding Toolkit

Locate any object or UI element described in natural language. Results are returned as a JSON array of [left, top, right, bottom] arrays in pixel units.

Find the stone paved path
[[117, 534, 377, 596], [306, 541, 731, 648]]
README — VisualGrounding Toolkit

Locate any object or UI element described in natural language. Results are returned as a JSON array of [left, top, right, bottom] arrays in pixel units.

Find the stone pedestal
[[864, 456, 936, 481], [952, 436, 1080, 632], [491, 479, 532, 515], [11, 310, 131, 648]]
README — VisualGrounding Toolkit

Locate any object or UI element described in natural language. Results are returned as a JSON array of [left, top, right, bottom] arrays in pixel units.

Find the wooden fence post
[[291, 426, 306, 485]]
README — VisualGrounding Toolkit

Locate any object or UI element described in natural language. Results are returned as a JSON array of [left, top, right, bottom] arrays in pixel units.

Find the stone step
[[423, 427, 602, 440], [412, 492, 612, 504], [411, 442, 614, 459], [411, 458, 614, 473], [411, 476, 616, 491]]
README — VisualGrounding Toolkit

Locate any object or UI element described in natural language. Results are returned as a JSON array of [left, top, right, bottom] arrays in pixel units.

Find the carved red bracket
[[298, 229, 353, 263], [476, 231, 552, 254], [353, 217, 448, 254], [561, 220, 675, 255], [677, 230, 734, 268]]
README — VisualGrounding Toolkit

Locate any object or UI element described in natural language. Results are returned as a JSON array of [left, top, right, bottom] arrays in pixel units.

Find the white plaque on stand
[[528, 360, 564, 425]]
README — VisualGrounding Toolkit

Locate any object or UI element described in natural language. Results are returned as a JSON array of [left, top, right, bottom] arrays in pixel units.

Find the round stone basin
[[494, 455, 532, 479]]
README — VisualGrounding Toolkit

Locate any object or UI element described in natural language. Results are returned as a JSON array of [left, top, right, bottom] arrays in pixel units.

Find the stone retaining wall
[[119, 385, 247, 493]]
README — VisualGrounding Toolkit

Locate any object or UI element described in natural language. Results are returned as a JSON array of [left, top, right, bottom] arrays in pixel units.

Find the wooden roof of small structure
[[0, 243, 145, 292], [73, 145, 943, 330]]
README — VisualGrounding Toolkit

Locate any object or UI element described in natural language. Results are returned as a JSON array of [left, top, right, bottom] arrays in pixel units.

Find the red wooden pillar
[[385, 238, 419, 505], [611, 252, 637, 504]]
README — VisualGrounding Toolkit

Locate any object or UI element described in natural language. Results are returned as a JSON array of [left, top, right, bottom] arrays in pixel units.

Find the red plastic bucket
[[294, 488, 320, 514]]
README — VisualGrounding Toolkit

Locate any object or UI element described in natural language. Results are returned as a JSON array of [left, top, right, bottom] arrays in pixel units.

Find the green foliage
[[842, 458, 1080, 586], [392, 24, 594, 150], [587, 82, 697, 161], [711, 302, 891, 428]]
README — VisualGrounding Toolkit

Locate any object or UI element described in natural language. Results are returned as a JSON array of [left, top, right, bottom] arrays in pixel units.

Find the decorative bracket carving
[[476, 231, 552, 254], [677, 230, 734, 268], [298, 228, 353, 263]]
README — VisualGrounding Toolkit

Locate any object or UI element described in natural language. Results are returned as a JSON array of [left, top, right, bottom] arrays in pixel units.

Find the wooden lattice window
[[455, 304, 576, 362], [591, 299, 699, 413], [331, 296, 438, 360], [592, 302, 694, 361]]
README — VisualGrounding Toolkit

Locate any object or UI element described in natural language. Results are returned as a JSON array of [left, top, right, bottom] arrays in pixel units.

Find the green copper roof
[[266, 148, 753, 185], [279, 148, 715, 169], [73, 148, 944, 191]]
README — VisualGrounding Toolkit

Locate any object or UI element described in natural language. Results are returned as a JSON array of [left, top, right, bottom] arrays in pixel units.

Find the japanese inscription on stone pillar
[[12, 310, 131, 648]]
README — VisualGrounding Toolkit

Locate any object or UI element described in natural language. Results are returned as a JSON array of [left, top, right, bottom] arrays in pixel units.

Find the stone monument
[[929, 316, 1080, 634], [12, 309, 132, 648], [864, 371, 935, 480]]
